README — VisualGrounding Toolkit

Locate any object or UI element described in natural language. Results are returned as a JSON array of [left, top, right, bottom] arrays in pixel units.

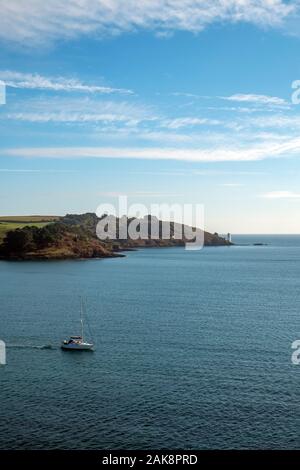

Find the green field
[[0, 216, 60, 242]]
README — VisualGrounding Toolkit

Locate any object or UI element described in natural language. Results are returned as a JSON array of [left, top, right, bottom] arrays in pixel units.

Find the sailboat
[[61, 298, 94, 351]]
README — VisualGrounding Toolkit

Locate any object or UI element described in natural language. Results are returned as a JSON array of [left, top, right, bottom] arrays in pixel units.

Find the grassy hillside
[[0, 216, 59, 223], [0, 216, 60, 242]]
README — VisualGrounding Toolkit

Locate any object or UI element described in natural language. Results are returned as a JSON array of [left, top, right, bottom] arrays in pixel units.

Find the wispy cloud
[[0, 1, 296, 46], [162, 117, 220, 129], [0, 71, 133, 95], [249, 114, 300, 129], [98, 190, 180, 197], [2, 97, 152, 125], [170, 92, 201, 99], [0, 168, 76, 173], [219, 183, 244, 187], [222, 93, 288, 106], [262, 190, 300, 199], [4, 136, 300, 162]]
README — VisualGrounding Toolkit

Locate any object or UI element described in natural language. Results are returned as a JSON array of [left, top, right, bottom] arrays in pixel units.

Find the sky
[[1, 0, 300, 233]]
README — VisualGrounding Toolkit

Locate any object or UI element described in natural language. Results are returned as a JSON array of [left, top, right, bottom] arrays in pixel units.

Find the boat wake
[[7, 344, 55, 350]]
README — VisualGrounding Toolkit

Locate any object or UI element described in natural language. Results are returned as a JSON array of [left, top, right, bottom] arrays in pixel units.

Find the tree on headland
[[1, 223, 68, 254], [3, 227, 36, 253]]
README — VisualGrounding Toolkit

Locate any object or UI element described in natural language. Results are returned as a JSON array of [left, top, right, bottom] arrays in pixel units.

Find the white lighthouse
[[227, 233, 231, 243]]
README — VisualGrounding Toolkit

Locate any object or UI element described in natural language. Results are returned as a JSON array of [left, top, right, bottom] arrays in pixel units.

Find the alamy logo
[[291, 340, 300, 365], [0, 340, 6, 365], [96, 196, 205, 250]]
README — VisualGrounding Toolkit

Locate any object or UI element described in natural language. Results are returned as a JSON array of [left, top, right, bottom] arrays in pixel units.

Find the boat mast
[[80, 297, 84, 341]]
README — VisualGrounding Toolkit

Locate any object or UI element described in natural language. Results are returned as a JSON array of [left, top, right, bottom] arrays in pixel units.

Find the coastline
[[0, 212, 232, 261], [0, 242, 232, 261]]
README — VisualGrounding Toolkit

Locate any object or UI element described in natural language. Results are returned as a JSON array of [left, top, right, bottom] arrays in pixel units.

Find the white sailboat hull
[[61, 342, 94, 351]]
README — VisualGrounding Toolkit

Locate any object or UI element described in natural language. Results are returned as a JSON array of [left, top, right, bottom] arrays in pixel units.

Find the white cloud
[[2, 94, 225, 131], [223, 93, 287, 106], [98, 190, 180, 197], [3, 96, 152, 125], [0, 71, 132, 94], [0, 168, 76, 173], [0, 1, 295, 46], [0, 168, 42, 173], [131, 130, 193, 143], [162, 117, 220, 129], [262, 190, 300, 199], [170, 92, 201, 99], [220, 183, 244, 187], [250, 114, 300, 129], [4, 136, 300, 162]]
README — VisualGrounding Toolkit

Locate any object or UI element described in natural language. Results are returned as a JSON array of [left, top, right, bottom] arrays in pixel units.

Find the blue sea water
[[1, 235, 300, 449]]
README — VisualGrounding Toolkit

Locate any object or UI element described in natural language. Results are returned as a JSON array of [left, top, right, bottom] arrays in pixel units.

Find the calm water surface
[[1, 235, 300, 449]]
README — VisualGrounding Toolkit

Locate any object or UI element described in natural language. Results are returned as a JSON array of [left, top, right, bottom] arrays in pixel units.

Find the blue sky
[[1, 0, 300, 233]]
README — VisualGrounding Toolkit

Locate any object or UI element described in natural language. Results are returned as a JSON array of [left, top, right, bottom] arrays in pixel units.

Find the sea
[[1, 235, 300, 449]]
